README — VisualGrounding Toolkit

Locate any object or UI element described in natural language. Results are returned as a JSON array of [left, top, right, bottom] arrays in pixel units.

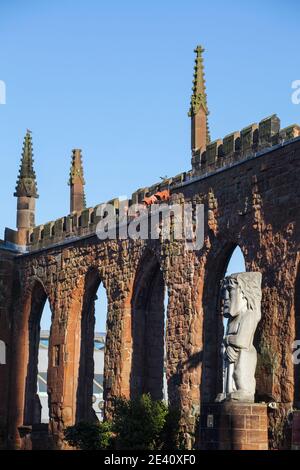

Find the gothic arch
[[130, 249, 166, 400], [23, 279, 52, 425], [201, 241, 246, 402], [76, 268, 105, 422]]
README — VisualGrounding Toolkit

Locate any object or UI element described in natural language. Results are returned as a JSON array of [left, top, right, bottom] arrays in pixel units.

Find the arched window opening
[[37, 299, 52, 423], [223, 246, 246, 332], [76, 271, 107, 422], [212, 246, 246, 399], [24, 283, 52, 425], [225, 246, 246, 277], [93, 284, 107, 421]]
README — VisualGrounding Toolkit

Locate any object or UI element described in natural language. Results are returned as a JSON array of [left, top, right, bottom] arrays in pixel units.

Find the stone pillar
[[16, 196, 36, 230], [191, 109, 208, 153], [189, 45, 209, 157], [0, 249, 15, 449], [166, 246, 202, 449], [103, 277, 135, 413], [200, 402, 268, 450], [14, 130, 39, 246], [69, 149, 85, 213], [48, 281, 81, 449], [7, 294, 30, 449]]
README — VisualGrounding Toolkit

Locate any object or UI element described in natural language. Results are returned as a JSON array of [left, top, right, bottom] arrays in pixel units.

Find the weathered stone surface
[[0, 135, 299, 450], [1, 34, 300, 452], [199, 402, 268, 450]]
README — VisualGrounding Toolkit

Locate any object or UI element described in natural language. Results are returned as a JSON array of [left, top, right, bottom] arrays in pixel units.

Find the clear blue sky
[[0, 0, 298, 330]]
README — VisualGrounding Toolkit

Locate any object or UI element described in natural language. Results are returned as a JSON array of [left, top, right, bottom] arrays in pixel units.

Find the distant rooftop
[[40, 330, 106, 343]]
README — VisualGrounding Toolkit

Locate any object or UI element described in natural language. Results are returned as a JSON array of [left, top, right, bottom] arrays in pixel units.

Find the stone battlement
[[4, 114, 300, 252], [4, 171, 191, 252], [191, 114, 300, 174]]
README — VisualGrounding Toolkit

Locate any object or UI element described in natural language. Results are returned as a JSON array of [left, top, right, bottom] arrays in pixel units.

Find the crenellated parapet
[[4, 113, 300, 252], [5, 170, 190, 251], [191, 114, 300, 175]]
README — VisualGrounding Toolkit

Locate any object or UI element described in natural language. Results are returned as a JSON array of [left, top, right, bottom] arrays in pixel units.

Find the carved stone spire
[[188, 46, 210, 153], [13, 131, 38, 240], [14, 130, 38, 198], [68, 149, 86, 213]]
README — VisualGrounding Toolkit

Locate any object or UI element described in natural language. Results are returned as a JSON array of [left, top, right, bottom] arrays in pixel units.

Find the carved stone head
[[222, 272, 262, 320]]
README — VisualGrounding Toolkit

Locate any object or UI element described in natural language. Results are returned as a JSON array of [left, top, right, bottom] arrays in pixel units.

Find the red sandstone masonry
[[1, 45, 299, 450], [201, 403, 268, 450], [0, 134, 299, 449]]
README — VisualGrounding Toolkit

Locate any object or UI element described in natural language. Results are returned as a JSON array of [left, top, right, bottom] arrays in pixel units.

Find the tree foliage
[[112, 394, 168, 450], [64, 420, 113, 450], [64, 394, 183, 450]]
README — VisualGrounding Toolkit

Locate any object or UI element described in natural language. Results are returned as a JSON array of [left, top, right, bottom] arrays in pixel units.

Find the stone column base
[[18, 424, 54, 450], [200, 402, 268, 450], [292, 410, 300, 450]]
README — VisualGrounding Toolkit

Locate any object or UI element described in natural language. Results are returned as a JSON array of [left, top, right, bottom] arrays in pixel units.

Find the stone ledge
[[200, 402, 268, 450]]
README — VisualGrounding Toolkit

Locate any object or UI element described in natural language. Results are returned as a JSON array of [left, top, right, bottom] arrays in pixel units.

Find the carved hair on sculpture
[[222, 271, 262, 321]]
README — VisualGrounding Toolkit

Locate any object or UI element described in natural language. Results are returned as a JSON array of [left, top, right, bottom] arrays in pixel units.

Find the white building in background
[[37, 331, 105, 423], [0, 339, 6, 364]]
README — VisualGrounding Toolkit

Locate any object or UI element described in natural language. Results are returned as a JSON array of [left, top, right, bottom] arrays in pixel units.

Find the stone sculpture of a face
[[222, 277, 248, 319], [216, 272, 262, 403]]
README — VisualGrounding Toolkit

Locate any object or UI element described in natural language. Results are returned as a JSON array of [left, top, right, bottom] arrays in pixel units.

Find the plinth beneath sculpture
[[292, 410, 300, 450], [200, 402, 268, 450]]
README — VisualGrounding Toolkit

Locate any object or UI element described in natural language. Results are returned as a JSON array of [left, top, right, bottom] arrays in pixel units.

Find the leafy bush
[[64, 420, 113, 450], [112, 394, 169, 450], [64, 394, 182, 450]]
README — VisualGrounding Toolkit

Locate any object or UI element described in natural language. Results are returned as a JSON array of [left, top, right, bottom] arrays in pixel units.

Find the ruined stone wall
[[179, 137, 300, 448], [1, 130, 300, 450]]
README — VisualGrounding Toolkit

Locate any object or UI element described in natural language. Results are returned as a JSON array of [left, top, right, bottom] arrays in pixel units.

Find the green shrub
[[112, 394, 179, 450], [64, 420, 113, 450], [64, 394, 182, 450]]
